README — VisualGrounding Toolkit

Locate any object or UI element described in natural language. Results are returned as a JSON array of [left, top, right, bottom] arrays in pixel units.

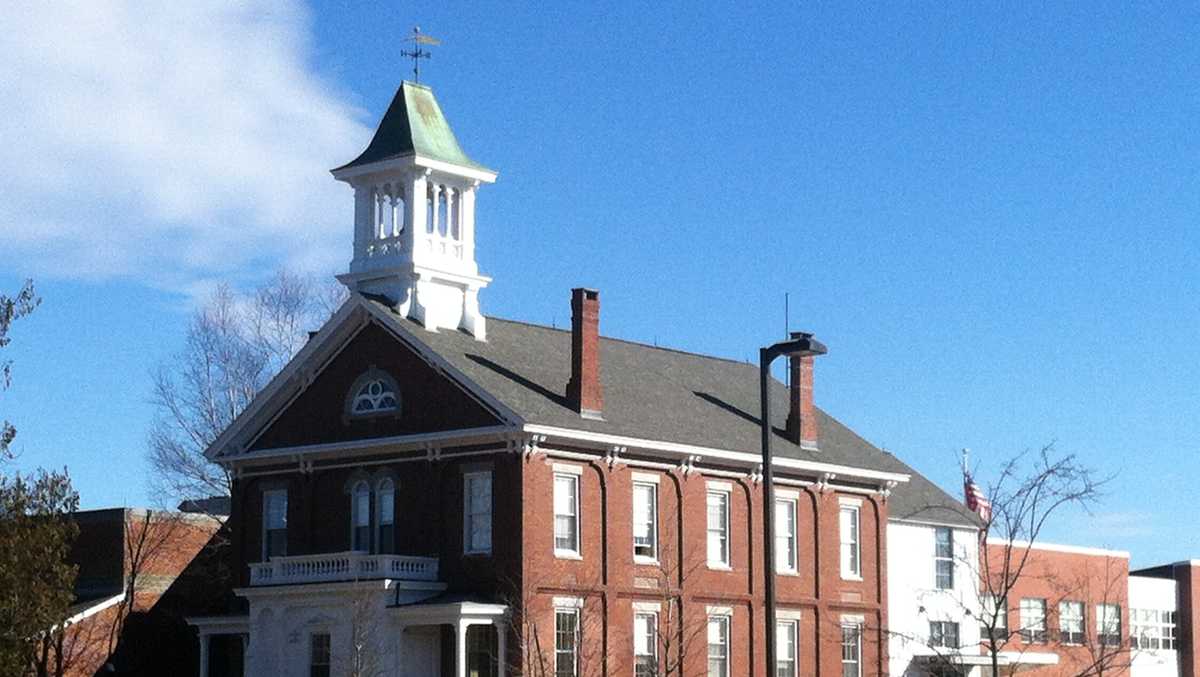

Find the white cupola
[[332, 81, 497, 340]]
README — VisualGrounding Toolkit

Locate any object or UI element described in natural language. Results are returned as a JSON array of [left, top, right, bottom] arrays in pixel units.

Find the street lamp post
[[760, 332, 827, 674]]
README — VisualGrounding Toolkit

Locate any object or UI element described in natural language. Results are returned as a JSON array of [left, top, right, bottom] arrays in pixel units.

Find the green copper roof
[[335, 81, 492, 173]]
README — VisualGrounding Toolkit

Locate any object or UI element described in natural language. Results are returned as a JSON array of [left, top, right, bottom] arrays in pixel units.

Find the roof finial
[[401, 26, 441, 83]]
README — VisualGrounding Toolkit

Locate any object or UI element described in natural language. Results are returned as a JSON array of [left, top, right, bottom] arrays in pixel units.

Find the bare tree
[[345, 584, 385, 677], [500, 568, 605, 677], [648, 548, 707, 677], [1, 279, 39, 462], [148, 270, 346, 506], [1047, 555, 1136, 677], [973, 444, 1109, 677]]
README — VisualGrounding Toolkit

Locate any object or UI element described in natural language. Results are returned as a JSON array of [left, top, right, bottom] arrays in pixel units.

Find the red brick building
[[981, 541, 1132, 676], [186, 77, 972, 677], [40, 508, 221, 676]]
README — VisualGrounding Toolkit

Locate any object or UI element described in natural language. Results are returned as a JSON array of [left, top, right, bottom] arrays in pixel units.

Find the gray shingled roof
[[368, 298, 978, 528]]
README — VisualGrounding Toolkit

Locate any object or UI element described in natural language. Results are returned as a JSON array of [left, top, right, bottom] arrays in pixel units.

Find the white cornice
[[992, 539, 1130, 559], [331, 154, 497, 184], [225, 426, 516, 467], [522, 424, 911, 485]]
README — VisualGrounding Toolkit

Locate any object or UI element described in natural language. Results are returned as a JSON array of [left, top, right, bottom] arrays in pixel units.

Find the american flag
[[964, 472, 992, 522]]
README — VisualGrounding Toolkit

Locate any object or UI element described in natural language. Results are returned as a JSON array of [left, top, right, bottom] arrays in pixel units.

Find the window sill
[[841, 573, 864, 582], [463, 550, 492, 557], [555, 550, 583, 560], [776, 569, 799, 577], [633, 556, 660, 566], [707, 562, 733, 571]]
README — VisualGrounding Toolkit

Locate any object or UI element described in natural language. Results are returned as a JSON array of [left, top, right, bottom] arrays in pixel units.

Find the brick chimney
[[784, 333, 820, 449], [566, 288, 603, 419]]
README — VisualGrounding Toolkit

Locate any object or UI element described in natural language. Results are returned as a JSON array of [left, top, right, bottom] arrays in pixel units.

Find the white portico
[[332, 81, 497, 340], [229, 553, 508, 677]]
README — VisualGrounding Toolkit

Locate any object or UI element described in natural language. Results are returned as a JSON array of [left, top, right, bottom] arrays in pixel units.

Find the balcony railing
[[249, 551, 439, 586]]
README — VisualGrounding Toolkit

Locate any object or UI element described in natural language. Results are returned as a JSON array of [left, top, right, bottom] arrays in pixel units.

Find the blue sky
[[1, 2, 1197, 567]]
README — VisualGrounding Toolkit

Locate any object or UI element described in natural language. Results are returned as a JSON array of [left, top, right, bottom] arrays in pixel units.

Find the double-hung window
[[706, 489, 730, 568], [933, 527, 954, 590], [554, 473, 580, 556], [309, 633, 331, 677], [1059, 601, 1084, 645], [839, 503, 861, 579], [775, 496, 797, 573], [376, 478, 395, 554], [634, 612, 657, 677], [632, 480, 658, 561], [554, 607, 580, 677], [841, 624, 862, 677], [928, 621, 959, 649], [263, 489, 287, 560], [351, 480, 371, 551], [706, 614, 730, 677], [776, 620, 798, 677], [463, 471, 493, 555], [1097, 604, 1121, 646], [1019, 598, 1047, 643]]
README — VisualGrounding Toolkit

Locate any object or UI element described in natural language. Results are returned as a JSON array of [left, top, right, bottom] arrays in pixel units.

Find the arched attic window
[[345, 368, 400, 417]]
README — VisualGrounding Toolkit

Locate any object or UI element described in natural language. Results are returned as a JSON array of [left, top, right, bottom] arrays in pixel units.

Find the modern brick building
[[184, 77, 976, 677], [42, 508, 221, 676]]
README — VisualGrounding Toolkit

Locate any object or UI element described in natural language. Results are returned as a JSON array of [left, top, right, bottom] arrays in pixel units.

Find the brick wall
[[984, 542, 1131, 676], [519, 455, 888, 675]]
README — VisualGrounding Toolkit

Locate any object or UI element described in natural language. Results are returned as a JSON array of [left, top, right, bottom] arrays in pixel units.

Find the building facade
[[184, 76, 987, 677]]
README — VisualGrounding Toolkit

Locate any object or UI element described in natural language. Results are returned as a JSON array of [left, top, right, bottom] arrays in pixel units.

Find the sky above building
[[1, 1, 1197, 566]]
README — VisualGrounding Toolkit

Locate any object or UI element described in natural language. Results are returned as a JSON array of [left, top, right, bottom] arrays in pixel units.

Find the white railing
[[249, 552, 439, 586], [365, 235, 404, 258]]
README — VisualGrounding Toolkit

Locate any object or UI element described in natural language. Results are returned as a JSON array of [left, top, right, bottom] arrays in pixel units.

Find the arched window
[[352, 481, 371, 551], [346, 369, 400, 417], [376, 478, 395, 554]]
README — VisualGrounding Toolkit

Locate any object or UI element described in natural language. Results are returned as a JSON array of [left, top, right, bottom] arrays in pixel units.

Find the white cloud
[[0, 1, 370, 292]]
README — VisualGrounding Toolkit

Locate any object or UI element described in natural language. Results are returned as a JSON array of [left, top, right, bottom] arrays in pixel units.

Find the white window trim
[[778, 608, 803, 622], [841, 620, 863, 677], [707, 489, 732, 570], [706, 479, 733, 492], [555, 606, 581, 677], [776, 617, 800, 677], [933, 526, 955, 590], [839, 504, 862, 581], [462, 470, 492, 556], [553, 596, 585, 609], [350, 480, 371, 552], [554, 472, 582, 559], [552, 462, 583, 476], [706, 613, 731, 677], [632, 481, 659, 564], [775, 496, 798, 575], [634, 609, 659, 675], [375, 478, 395, 553], [262, 488, 287, 562]]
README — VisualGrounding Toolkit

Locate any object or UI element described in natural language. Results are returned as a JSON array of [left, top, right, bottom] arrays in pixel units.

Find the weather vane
[[401, 26, 441, 83]]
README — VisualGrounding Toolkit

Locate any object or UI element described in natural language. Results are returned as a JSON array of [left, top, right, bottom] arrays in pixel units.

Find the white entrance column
[[496, 624, 506, 677], [456, 621, 470, 677], [393, 624, 405, 675], [197, 633, 209, 677]]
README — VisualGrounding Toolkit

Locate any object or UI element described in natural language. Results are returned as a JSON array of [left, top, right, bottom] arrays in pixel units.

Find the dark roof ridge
[[484, 315, 756, 369]]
